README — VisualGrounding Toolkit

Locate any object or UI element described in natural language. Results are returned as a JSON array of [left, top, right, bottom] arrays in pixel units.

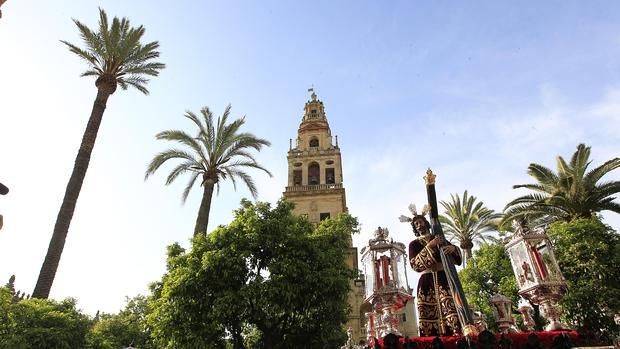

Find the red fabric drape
[[381, 256, 391, 285], [530, 246, 549, 280]]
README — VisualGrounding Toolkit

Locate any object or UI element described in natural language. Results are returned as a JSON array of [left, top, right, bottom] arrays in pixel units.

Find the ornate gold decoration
[[424, 168, 436, 185], [463, 324, 480, 337]]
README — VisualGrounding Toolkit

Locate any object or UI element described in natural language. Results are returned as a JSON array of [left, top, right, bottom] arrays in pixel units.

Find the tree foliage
[[0, 290, 154, 349], [86, 295, 153, 349], [458, 242, 519, 331], [147, 199, 358, 349], [547, 218, 620, 339], [61, 7, 165, 94], [0, 288, 15, 342], [145, 105, 272, 236], [0, 296, 91, 349], [439, 191, 502, 264], [504, 143, 620, 224]]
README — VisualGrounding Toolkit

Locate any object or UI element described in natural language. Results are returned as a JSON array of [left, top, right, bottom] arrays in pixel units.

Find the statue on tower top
[[308, 86, 317, 101]]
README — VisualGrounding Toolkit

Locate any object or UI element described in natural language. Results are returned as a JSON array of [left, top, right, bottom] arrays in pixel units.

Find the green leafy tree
[[0, 287, 15, 341], [86, 295, 153, 349], [504, 144, 620, 224], [439, 191, 502, 263], [145, 106, 272, 236], [459, 243, 519, 331], [1, 297, 91, 349], [147, 200, 357, 349], [547, 218, 620, 341], [33, 8, 165, 299]]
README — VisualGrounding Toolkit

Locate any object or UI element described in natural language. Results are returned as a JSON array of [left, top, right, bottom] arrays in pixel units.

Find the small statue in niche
[[521, 261, 534, 282]]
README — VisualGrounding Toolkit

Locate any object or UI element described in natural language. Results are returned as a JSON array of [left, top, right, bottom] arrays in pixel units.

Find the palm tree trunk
[[464, 248, 473, 264], [194, 178, 215, 236], [33, 88, 110, 299]]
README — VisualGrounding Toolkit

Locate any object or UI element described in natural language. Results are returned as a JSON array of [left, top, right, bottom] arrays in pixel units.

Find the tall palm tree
[[439, 191, 502, 264], [504, 144, 620, 224], [145, 105, 272, 236], [32, 9, 164, 299]]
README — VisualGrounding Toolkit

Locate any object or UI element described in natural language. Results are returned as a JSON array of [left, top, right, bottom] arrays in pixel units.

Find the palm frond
[[223, 168, 238, 192], [64, 7, 164, 93], [507, 143, 620, 222], [181, 172, 201, 204], [146, 105, 271, 208], [504, 193, 550, 208], [144, 149, 200, 180], [225, 161, 273, 177], [156, 130, 207, 163], [197, 107, 215, 155], [73, 19, 104, 58], [217, 136, 271, 166], [165, 161, 196, 186], [585, 158, 620, 187], [556, 156, 571, 177], [227, 169, 258, 199], [214, 105, 233, 152], [60, 40, 98, 66], [596, 201, 620, 214], [593, 181, 620, 196], [119, 75, 150, 94], [121, 61, 165, 76], [440, 191, 500, 257], [525, 163, 559, 188], [80, 70, 102, 77]]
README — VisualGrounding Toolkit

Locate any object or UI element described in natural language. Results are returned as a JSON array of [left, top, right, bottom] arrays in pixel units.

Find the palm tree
[[439, 191, 502, 264], [32, 9, 164, 299], [145, 105, 272, 236], [504, 144, 620, 224]]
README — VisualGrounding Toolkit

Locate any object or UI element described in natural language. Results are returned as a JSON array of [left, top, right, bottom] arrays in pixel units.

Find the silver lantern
[[490, 294, 516, 333], [505, 220, 567, 331], [360, 227, 412, 338]]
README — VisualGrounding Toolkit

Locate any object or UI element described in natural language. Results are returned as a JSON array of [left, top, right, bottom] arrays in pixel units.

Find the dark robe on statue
[[409, 235, 463, 336]]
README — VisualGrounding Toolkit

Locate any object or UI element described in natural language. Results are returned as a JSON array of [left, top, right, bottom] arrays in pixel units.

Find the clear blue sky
[[1, 1, 619, 314]]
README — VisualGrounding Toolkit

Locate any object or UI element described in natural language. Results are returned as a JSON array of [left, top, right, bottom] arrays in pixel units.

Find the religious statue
[[521, 261, 534, 283], [405, 205, 463, 336]]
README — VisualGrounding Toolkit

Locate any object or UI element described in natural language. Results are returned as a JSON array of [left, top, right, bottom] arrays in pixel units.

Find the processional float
[[362, 169, 478, 343]]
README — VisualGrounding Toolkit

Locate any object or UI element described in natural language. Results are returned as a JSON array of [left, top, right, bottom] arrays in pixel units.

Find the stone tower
[[283, 90, 346, 224], [283, 90, 365, 341]]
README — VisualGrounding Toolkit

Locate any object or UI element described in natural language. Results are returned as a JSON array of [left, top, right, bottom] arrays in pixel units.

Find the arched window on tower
[[293, 170, 302, 185], [325, 168, 335, 184], [308, 162, 320, 185], [309, 137, 319, 148]]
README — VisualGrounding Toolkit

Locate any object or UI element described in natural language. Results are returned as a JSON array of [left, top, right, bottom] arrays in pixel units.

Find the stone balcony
[[288, 146, 339, 157], [285, 183, 343, 192]]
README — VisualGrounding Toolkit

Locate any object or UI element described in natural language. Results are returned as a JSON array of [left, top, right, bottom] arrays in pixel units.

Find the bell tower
[[283, 90, 366, 342], [283, 89, 347, 224]]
